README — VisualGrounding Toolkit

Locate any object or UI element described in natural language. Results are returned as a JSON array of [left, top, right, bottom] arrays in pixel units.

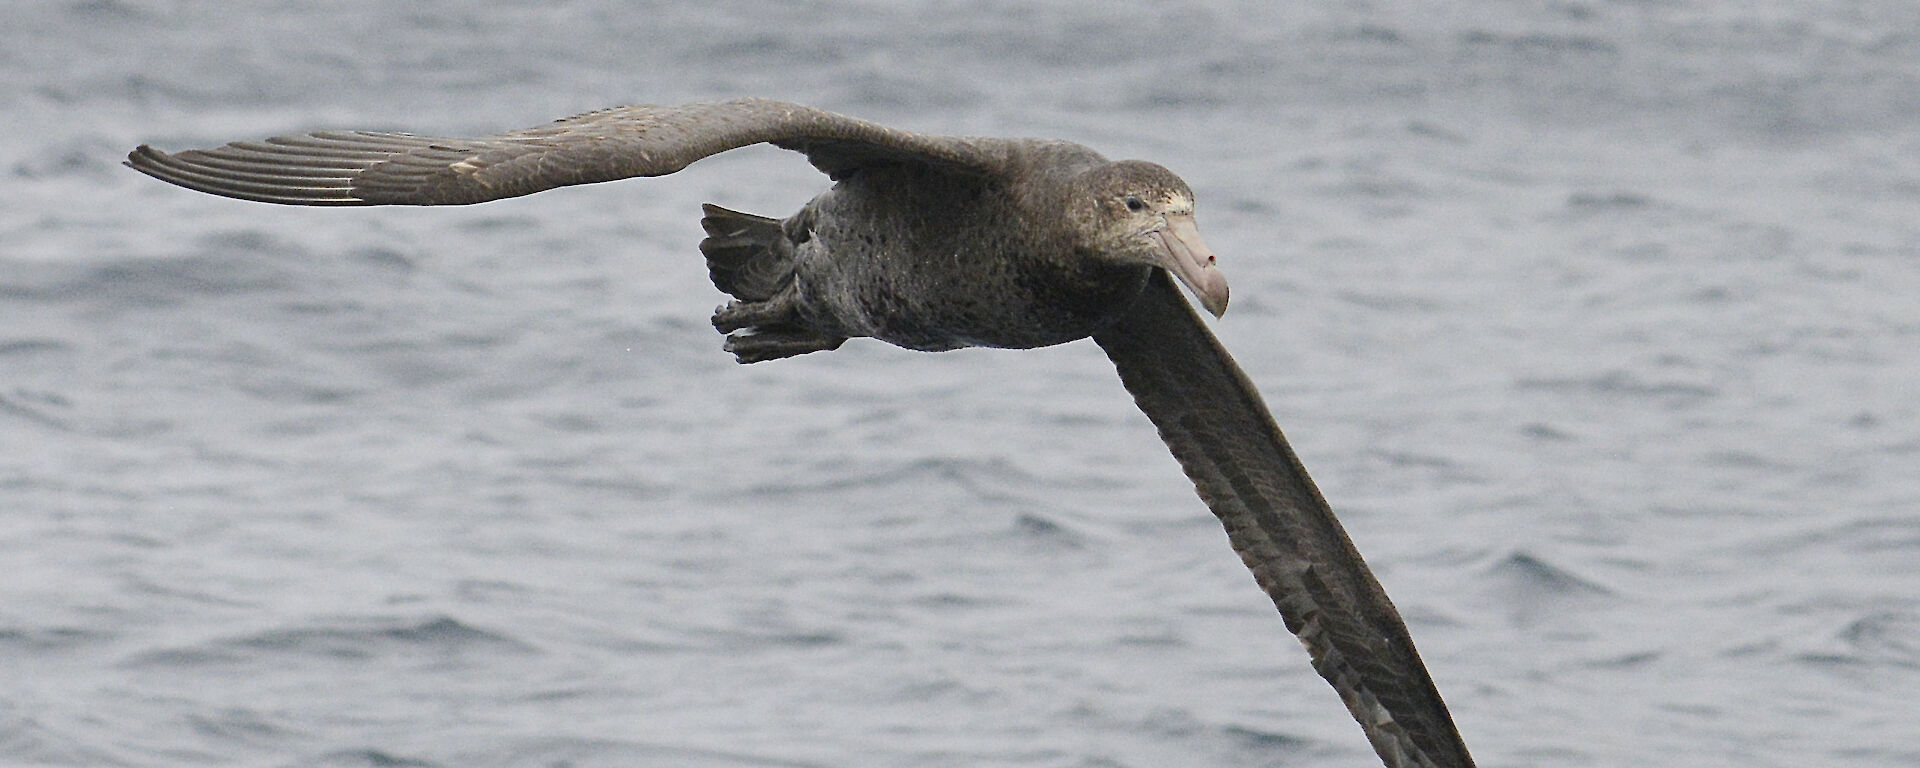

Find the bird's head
[[1075, 160, 1229, 318]]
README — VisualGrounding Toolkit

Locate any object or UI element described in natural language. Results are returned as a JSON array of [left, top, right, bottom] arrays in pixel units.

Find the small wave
[[1457, 29, 1619, 55], [1221, 722, 1312, 751], [1064, 703, 1315, 764], [0, 389, 76, 432], [1514, 370, 1719, 407], [1748, 516, 1920, 560], [128, 615, 536, 668], [119, 646, 248, 668], [5, 250, 300, 309], [10, 136, 123, 180], [740, 455, 1042, 502], [1583, 650, 1663, 669], [312, 748, 442, 768], [0, 624, 114, 652], [1485, 551, 1614, 598], [1336, 290, 1446, 313], [1006, 511, 1092, 551], [0, 711, 136, 768], [1564, 190, 1655, 211], [1831, 611, 1920, 669], [183, 707, 302, 747], [1479, 550, 1615, 627], [0, 338, 70, 355], [481, 736, 836, 768], [689, 625, 844, 652], [1518, 422, 1576, 442]]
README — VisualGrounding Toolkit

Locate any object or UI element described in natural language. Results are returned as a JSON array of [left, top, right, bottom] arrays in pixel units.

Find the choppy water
[[5, 2, 1920, 766]]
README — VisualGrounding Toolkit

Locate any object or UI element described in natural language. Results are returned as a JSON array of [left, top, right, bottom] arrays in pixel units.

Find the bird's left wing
[[1093, 271, 1475, 768], [125, 98, 1002, 206]]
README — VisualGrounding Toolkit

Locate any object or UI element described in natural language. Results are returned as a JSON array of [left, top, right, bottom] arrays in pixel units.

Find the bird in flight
[[128, 98, 1475, 768]]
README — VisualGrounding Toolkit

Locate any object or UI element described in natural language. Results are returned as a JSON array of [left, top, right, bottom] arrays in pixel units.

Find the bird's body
[[127, 98, 1474, 768], [716, 141, 1164, 357]]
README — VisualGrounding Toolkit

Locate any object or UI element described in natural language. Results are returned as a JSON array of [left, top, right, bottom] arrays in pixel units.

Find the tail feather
[[699, 203, 792, 302]]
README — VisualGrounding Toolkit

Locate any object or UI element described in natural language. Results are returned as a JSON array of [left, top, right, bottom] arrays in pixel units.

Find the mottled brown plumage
[[126, 98, 1473, 768]]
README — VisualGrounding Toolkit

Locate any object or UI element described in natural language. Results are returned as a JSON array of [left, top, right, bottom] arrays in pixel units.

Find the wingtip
[[125, 144, 165, 172]]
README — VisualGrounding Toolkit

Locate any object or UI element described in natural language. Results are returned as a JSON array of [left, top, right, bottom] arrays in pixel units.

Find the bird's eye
[[1123, 195, 1146, 212]]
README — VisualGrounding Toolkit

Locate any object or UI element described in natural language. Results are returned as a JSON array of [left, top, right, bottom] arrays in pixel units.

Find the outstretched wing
[[1094, 271, 1475, 768], [124, 98, 1003, 206]]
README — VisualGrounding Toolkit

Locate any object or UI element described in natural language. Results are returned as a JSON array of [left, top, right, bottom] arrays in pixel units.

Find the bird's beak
[[1148, 212, 1229, 317]]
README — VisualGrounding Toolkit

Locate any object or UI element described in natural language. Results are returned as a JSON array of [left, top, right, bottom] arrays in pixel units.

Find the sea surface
[[5, 2, 1919, 766]]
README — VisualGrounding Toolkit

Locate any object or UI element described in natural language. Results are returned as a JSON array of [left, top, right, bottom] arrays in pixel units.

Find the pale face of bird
[[1079, 161, 1229, 318]]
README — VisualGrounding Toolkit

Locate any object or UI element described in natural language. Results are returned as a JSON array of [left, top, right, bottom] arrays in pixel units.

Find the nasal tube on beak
[[1150, 212, 1228, 317]]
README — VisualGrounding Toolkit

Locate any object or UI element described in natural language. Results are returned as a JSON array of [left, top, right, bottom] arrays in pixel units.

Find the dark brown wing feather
[[1094, 271, 1474, 768], [124, 98, 1001, 206]]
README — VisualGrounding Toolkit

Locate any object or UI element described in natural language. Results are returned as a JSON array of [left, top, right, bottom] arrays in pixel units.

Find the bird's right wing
[[1094, 271, 1475, 768], [125, 98, 1004, 206]]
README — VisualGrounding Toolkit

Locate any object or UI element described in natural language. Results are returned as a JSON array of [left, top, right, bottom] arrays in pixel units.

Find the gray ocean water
[[5, 2, 1919, 766]]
